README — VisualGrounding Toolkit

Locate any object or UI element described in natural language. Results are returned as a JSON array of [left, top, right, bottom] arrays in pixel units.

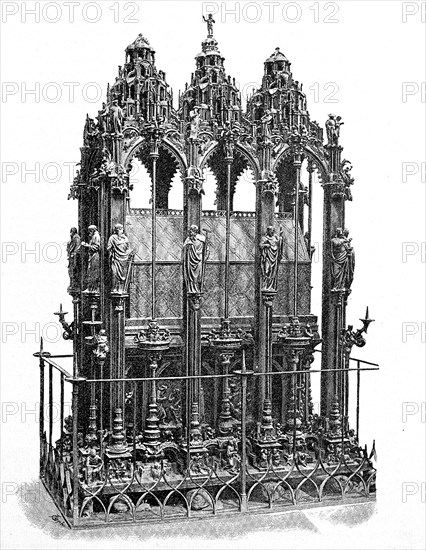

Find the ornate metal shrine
[[35, 20, 378, 528]]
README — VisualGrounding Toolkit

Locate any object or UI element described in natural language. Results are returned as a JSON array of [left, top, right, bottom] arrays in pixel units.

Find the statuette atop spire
[[202, 13, 215, 37]]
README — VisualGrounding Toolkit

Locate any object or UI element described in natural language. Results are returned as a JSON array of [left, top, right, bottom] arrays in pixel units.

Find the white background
[[1, 0, 425, 548]]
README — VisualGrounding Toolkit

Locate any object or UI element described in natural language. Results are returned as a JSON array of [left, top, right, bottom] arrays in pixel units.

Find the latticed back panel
[[126, 211, 310, 319]]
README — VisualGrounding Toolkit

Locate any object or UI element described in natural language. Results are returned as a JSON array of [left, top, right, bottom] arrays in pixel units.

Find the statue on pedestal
[[326, 114, 344, 146], [260, 109, 273, 141], [81, 225, 101, 293], [109, 99, 124, 134], [67, 227, 81, 292], [183, 225, 207, 294], [107, 223, 131, 293], [330, 228, 355, 291], [259, 226, 284, 291], [189, 106, 200, 140], [202, 13, 215, 36]]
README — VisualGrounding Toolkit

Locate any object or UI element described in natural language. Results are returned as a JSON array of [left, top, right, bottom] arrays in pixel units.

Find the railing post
[[60, 374, 64, 458], [71, 377, 85, 527], [34, 338, 50, 478], [49, 363, 53, 447], [356, 360, 361, 439], [236, 348, 252, 513]]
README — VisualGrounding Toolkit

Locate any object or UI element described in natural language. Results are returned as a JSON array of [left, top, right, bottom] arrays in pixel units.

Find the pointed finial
[[360, 306, 375, 333]]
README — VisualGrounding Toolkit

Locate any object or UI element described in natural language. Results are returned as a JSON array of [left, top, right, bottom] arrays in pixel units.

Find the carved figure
[[107, 223, 131, 293], [93, 329, 109, 361], [109, 99, 124, 134], [330, 228, 355, 291], [224, 439, 239, 472], [97, 102, 109, 133], [183, 225, 207, 294], [343, 228, 355, 289], [326, 114, 344, 146], [341, 159, 354, 201], [202, 14, 215, 36], [67, 227, 81, 291], [261, 109, 273, 139], [259, 226, 284, 291], [189, 106, 200, 139], [84, 448, 103, 485], [81, 225, 101, 292]]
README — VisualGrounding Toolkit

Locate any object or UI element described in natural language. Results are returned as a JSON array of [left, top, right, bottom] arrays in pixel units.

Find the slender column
[[224, 160, 232, 320], [144, 354, 161, 445], [187, 295, 203, 408], [293, 151, 302, 316], [307, 159, 314, 254], [71, 296, 81, 378], [254, 140, 275, 415], [217, 352, 234, 436], [48, 364, 53, 447], [60, 374, 64, 457], [135, 321, 170, 459], [71, 377, 85, 526], [151, 151, 158, 320], [320, 129, 346, 419], [238, 348, 249, 512], [183, 130, 202, 438]]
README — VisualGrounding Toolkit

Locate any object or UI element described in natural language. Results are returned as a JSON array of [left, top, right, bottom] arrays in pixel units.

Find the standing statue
[[220, 122, 235, 158], [261, 109, 273, 140], [325, 114, 344, 146], [107, 223, 131, 293], [109, 99, 124, 134], [81, 225, 101, 293], [189, 106, 200, 140], [330, 228, 355, 291], [259, 226, 284, 291], [343, 228, 355, 289], [97, 102, 109, 133], [67, 227, 81, 291], [341, 159, 354, 201], [203, 14, 215, 36], [183, 225, 207, 294]]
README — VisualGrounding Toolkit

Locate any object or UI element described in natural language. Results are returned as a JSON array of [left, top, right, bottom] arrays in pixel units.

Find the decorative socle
[[134, 320, 171, 352], [278, 316, 314, 351]]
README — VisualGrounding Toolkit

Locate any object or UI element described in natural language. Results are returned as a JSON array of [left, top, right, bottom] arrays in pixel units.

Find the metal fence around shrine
[[35, 350, 378, 529]]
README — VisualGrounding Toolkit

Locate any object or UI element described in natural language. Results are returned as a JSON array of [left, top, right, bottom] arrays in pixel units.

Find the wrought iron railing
[[34, 345, 378, 528]]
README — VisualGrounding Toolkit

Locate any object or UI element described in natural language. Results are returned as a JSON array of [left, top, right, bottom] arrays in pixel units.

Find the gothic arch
[[123, 136, 187, 174], [200, 141, 261, 180], [272, 144, 328, 183]]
